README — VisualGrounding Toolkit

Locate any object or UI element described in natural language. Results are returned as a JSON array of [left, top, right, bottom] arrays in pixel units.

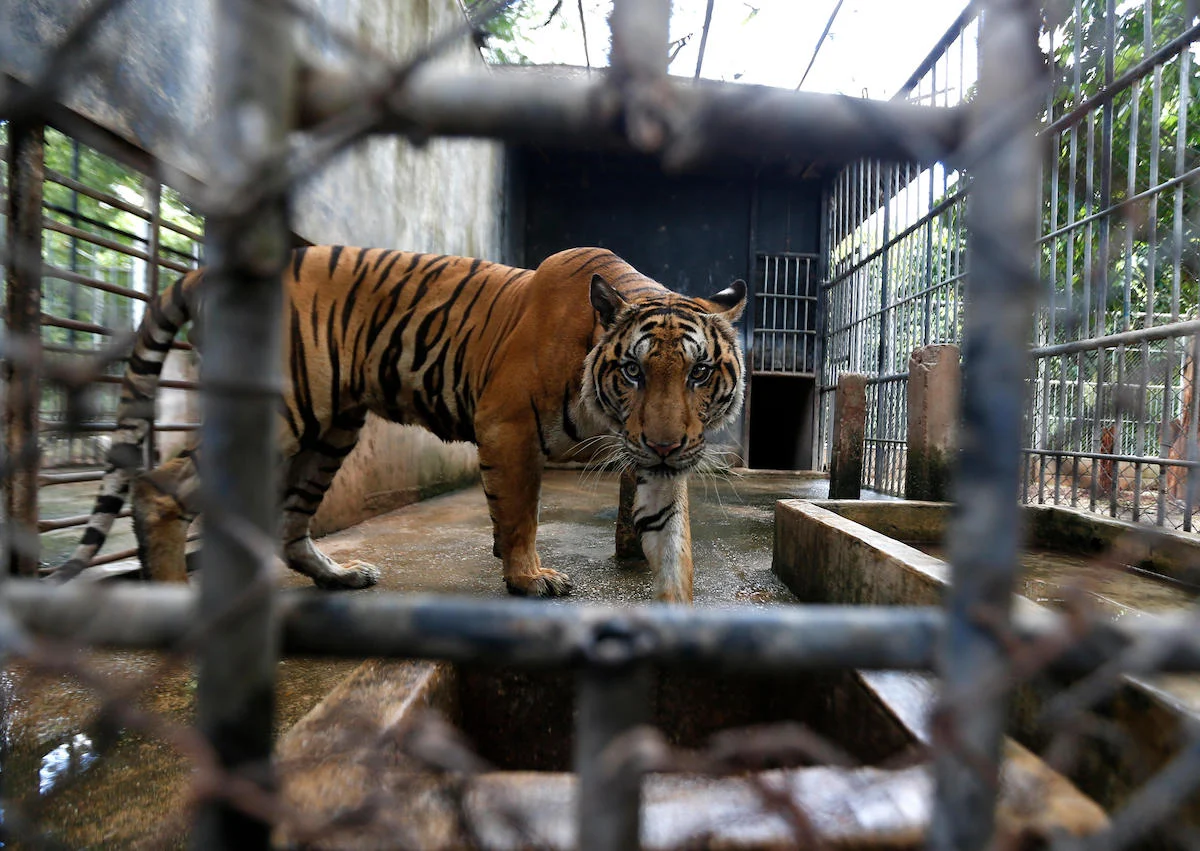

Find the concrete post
[[828, 373, 867, 499], [906, 344, 961, 502], [615, 467, 644, 560]]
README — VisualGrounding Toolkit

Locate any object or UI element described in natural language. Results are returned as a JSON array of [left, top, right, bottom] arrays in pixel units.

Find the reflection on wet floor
[[13, 468, 850, 847], [39, 732, 98, 795], [915, 543, 1198, 621]]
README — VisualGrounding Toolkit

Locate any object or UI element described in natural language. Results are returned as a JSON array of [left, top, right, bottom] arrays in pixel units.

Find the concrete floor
[[13, 467, 839, 847], [308, 468, 833, 604]]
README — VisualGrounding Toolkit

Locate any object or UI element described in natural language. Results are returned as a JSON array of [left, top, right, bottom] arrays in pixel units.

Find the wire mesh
[[8, 1, 1200, 850]]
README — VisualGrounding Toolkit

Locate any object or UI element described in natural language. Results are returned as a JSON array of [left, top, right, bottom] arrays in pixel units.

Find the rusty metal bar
[[10, 583, 1200, 675], [42, 217, 192, 273], [145, 178, 163, 469], [44, 166, 204, 242], [190, 0, 293, 846], [39, 313, 193, 350], [308, 66, 966, 168], [928, 0, 1042, 848], [575, 660, 651, 851], [3, 121, 45, 577], [41, 420, 199, 432], [42, 262, 153, 302], [38, 510, 130, 533]]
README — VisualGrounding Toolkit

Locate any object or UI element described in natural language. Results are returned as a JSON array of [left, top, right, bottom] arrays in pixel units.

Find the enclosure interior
[[507, 145, 824, 470]]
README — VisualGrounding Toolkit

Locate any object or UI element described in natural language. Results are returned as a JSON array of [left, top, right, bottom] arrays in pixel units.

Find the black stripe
[[291, 246, 309, 279], [635, 505, 675, 534], [312, 440, 357, 458], [530, 398, 550, 457], [81, 526, 106, 547], [127, 353, 164, 376], [328, 245, 345, 276], [95, 494, 125, 515], [561, 385, 580, 442]]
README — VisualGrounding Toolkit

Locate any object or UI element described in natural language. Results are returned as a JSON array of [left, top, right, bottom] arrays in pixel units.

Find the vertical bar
[[928, 0, 1041, 848], [609, 0, 669, 152], [876, 165, 893, 492], [192, 0, 293, 847], [66, 138, 81, 350], [1115, 342, 1127, 517], [1185, 333, 1200, 531], [3, 122, 44, 577], [575, 660, 651, 851], [144, 179, 162, 471]]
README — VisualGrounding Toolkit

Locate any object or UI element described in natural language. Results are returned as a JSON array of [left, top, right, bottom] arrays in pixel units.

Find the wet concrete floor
[[915, 543, 1198, 622], [14, 468, 843, 847]]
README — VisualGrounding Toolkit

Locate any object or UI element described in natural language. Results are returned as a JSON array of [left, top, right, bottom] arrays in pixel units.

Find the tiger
[[55, 246, 746, 603]]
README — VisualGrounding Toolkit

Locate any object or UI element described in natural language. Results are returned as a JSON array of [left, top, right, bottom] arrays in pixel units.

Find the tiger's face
[[581, 274, 747, 476]]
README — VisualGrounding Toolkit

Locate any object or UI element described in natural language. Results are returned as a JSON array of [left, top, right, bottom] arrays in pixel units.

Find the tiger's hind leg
[[131, 452, 199, 583], [280, 410, 380, 590]]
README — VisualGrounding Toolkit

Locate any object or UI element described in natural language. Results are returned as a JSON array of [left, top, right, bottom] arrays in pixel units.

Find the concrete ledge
[[275, 657, 1106, 849], [772, 496, 1200, 832]]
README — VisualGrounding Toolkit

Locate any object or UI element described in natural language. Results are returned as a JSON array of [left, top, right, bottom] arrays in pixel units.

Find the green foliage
[[1043, 0, 1200, 333], [467, 0, 572, 65]]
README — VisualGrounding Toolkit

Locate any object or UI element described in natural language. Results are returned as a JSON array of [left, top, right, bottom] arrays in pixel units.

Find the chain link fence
[[5, 0, 1200, 849]]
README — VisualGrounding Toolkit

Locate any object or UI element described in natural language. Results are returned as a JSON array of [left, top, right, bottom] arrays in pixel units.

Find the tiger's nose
[[645, 438, 683, 458]]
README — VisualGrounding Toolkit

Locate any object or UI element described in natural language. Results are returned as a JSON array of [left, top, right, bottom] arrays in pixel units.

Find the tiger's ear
[[590, 274, 629, 328], [706, 279, 747, 322]]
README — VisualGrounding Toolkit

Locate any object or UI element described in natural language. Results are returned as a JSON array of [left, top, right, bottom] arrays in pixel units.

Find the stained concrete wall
[[2, 0, 502, 533]]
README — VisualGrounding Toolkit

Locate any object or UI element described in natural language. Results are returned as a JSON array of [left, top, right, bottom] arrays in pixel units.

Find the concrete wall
[[2, 0, 503, 533]]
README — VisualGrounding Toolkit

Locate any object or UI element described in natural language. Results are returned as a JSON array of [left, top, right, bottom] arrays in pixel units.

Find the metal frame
[[3, 0, 1173, 849]]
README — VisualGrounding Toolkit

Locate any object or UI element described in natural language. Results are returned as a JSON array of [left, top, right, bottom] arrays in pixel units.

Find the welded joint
[[577, 614, 659, 668]]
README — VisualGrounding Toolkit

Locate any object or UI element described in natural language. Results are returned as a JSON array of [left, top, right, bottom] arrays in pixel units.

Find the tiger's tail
[[53, 271, 204, 581]]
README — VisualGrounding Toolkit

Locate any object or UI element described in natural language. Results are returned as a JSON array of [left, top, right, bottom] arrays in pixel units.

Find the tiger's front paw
[[504, 568, 572, 598], [313, 559, 381, 590]]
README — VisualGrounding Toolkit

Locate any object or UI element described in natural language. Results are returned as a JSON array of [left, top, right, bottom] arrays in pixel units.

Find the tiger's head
[[580, 274, 747, 476]]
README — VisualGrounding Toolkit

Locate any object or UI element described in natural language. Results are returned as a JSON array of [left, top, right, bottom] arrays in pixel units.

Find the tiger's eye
[[622, 361, 642, 382], [690, 363, 712, 383]]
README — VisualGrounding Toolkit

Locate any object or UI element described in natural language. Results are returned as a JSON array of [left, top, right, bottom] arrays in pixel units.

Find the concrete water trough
[[276, 658, 1106, 849], [774, 498, 1200, 840], [269, 475, 1107, 850]]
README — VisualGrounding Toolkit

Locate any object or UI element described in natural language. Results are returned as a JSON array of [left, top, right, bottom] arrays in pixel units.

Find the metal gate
[[751, 252, 819, 376]]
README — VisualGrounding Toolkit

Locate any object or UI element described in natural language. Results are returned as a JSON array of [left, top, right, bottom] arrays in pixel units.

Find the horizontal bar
[[44, 167, 205, 242], [42, 217, 195, 274], [89, 373, 200, 391], [6, 584, 1200, 675], [43, 216, 153, 262], [39, 509, 130, 532], [1037, 164, 1200, 245], [41, 420, 199, 432], [1031, 319, 1200, 358], [308, 65, 967, 168], [1024, 447, 1200, 470], [39, 470, 104, 485], [41, 313, 193, 350], [865, 373, 908, 385], [42, 263, 152, 302], [757, 251, 821, 260]]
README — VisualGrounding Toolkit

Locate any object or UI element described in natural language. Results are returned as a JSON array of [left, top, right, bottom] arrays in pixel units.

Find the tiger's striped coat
[[59, 247, 746, 602]]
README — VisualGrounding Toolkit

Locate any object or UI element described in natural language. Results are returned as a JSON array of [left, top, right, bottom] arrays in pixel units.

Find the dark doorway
[[748, 375, 815, 470]]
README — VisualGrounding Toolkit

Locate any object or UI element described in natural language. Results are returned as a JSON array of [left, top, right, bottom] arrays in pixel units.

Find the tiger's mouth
[[624, 440, 704, 475]]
